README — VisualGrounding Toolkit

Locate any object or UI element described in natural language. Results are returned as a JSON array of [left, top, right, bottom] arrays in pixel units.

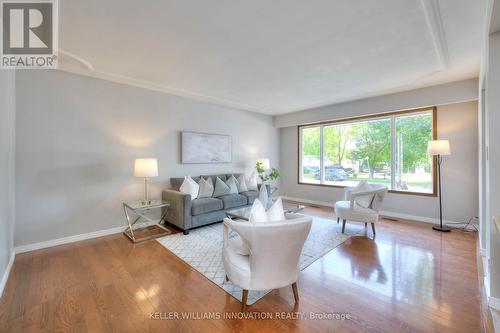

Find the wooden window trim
[[297, 106, 438, 197]]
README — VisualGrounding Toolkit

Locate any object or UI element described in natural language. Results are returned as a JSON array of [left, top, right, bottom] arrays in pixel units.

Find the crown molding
[[420, 0, 451, 70], [59, 49, 94, 70]]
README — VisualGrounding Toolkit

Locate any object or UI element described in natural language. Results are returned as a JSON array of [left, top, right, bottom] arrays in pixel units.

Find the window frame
[[297, 107, 437, 197]]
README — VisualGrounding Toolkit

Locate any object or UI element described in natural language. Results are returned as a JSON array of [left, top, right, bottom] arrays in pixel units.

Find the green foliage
[[301, 127, 320, 156], [396, 114, 432, 172], [350, 119, 391, 177], [256, 161, 265, 174], [269, 168, 280, 180], [255, 162, 280, 182], [324, 126, 351, 165]]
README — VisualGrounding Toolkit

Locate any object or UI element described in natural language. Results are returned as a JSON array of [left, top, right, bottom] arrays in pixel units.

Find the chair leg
[[337, 217, 340, 224], [371, 223, 376, 235], [364, 223, 367, 228], [241, 290, 248, 311], [342, 220, 346, 233], [292, 282, 299, 303]]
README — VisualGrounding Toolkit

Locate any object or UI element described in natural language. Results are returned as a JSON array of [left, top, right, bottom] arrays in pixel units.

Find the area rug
[[157, 216, 363, 305]]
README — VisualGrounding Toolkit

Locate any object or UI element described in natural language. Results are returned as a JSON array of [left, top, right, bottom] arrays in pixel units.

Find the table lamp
[[134, 158, 158, 205], [427, 140, 451, 232], [256, 158, 270, 170]]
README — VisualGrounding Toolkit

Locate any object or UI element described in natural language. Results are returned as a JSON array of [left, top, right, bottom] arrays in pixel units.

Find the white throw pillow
[[197, 177, 214, 198], [246, 172, 258, 191], [225, 175, 239, 194], [248, 199, 269, 224], [248, 198, 286, 224], [179, 176, 199, 200], [352, 181, 374, 208], [213, 177, 230, 197], [258, 184, 269, 207], [237, 175, 248, 193], [266, 197, 285, 221]]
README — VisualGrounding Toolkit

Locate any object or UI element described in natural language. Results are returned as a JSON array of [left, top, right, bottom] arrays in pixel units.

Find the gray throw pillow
[[213, 177, 230, 197], [197, 177, 214, 198], [226, 175, 239, 194]]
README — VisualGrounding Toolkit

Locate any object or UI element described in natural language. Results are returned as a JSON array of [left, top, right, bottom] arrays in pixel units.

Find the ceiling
[[58, 0, 487, 115]]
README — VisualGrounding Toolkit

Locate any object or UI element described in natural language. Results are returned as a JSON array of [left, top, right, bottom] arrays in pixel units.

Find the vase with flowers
[[255, 160, 280, 198]]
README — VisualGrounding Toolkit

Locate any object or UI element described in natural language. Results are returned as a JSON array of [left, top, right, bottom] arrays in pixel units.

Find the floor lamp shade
[[134, 158, 158, 204], [427, 140, 451, 232], [427, 140, 451, 156], [134, 159, 158, 178]]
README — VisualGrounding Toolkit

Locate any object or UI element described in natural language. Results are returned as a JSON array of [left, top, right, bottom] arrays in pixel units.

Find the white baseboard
[[0, 250, 15, 298], [14, 225, 125, 254], [282, 196, 335, 208], [281, 195, 462, 225], [378, 210, 461, 226]]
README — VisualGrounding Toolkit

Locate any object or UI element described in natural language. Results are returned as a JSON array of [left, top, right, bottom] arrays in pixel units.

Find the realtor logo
[[1, 0, 58, 69]]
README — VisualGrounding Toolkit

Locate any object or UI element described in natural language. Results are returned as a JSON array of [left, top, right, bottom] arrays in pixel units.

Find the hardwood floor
[[0, 205, 483, 332]]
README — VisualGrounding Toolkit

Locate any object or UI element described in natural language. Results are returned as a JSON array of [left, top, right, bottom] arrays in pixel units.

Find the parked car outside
[[303, 166, 320, 179], [311, 165, 348, 181], [325, 165, 348, 181]]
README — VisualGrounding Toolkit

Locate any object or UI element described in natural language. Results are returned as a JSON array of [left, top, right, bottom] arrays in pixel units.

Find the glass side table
[[123, 199, 171, 243]]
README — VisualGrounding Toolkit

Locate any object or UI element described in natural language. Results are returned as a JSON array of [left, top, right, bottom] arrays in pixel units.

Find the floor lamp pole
[[433, 155, 450, 232]]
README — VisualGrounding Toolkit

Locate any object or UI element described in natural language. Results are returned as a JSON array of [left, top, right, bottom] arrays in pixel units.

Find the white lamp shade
[[134, 158, 158, 177], [427, 140, 451, 156], [256, 158, 270, 170]]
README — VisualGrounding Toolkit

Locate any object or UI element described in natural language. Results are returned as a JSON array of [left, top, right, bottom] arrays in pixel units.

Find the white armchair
[[222, 213, 312, 311], [334, 184, 388, 235]]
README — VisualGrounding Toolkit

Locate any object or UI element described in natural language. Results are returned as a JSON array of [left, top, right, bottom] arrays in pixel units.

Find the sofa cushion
[[219, 194, 248, 209], [241, 190, 258, 204], [191, 197, 223, 216]]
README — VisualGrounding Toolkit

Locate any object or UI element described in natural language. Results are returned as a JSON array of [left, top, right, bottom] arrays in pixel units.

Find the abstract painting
[[181, 131, 232, 164]]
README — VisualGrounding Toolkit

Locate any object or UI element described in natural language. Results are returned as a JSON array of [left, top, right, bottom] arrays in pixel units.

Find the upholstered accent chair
[[222, 213, 312, 311], [334, 184, 388, 235]]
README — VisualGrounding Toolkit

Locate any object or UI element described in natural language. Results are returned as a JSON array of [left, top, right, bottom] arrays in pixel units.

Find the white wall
[[0, 70, 16, 295], [15, 70, 279, 247], [280, 101, 478, 223], [486, 30, 500, 298], [274, 79, 478, 128]]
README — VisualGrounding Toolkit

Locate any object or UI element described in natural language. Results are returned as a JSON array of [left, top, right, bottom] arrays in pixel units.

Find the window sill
[[296, 181, 437, 197]]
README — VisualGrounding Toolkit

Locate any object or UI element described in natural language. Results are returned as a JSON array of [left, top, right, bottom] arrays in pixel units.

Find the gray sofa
[[162, 174, 259, 234]]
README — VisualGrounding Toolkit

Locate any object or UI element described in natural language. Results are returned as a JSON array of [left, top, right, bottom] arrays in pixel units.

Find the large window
[[299, 108, 436, 195]]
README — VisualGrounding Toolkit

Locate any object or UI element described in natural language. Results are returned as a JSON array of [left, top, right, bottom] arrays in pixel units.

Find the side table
[[123, 200, 171, 243]]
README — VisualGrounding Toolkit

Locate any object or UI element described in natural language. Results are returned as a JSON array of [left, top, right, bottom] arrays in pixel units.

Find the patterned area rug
[[157, 216, 363, 305]]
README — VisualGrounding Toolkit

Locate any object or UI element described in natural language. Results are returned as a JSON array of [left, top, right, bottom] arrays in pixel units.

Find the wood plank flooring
[[0, 205, 483, 332]]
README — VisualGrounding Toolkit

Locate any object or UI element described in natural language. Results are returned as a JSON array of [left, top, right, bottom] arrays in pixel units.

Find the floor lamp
[[427, 140, 451, 232]]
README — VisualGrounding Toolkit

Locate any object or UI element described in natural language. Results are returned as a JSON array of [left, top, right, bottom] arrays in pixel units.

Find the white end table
[[123, 200, 171, 243]]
